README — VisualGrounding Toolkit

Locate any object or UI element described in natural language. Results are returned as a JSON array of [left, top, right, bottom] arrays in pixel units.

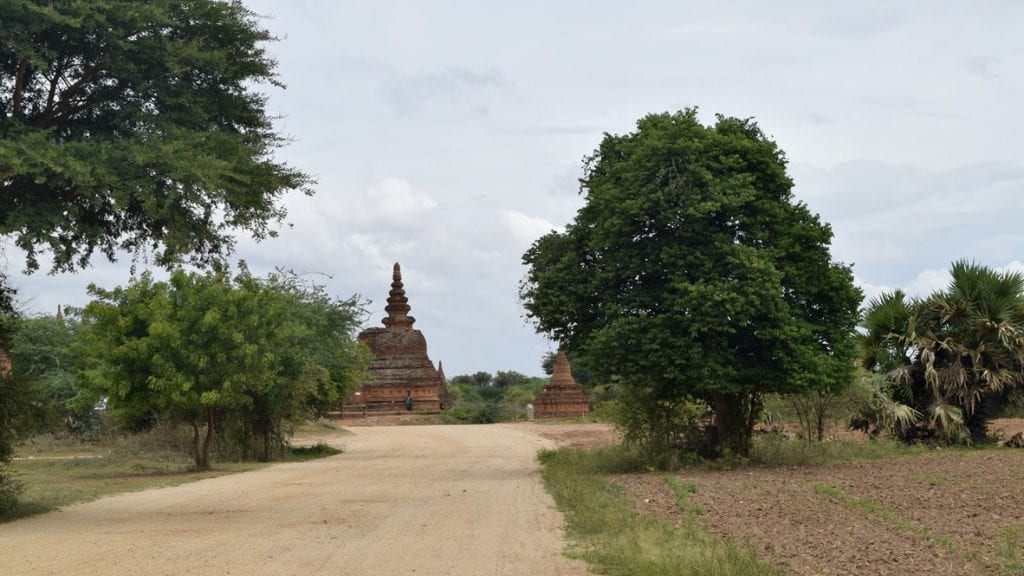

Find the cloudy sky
[[8, 1, 1024, 377]]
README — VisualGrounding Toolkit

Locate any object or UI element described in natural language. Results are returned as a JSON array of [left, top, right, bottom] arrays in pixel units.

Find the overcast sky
[[7, 1, 1024, 377]]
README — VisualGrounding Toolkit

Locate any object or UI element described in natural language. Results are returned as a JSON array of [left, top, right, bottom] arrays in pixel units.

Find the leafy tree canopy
[[520, 109, 862, 457], [8, 310, 81, 432], [76, 266, 367, 468], [0, 0, 311, 274]]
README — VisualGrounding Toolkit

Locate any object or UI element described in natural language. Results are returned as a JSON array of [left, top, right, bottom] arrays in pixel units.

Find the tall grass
[[750, 432, 929, 467], [539, 446, 783, 576]]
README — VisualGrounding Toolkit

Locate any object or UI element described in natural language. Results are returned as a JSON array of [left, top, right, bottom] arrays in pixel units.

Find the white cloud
[[499, 209, 557, 250], [997, 260, 1024, 275], [902, 268, 952, 299]]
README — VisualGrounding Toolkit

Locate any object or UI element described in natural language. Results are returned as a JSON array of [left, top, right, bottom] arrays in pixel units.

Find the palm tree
[[860, 261, 1024, 443]]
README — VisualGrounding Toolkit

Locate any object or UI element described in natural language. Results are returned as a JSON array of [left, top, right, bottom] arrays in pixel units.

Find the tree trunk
[[189, 416, 202, 469], [712, 392, 760, 457], [199, 407, 215, 470]]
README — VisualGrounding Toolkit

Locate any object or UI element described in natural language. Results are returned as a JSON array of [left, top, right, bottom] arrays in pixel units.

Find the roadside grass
[[539, 446, 784, 576], [750, 433, 929, 467], [5, 452, 265, 522], [4, 427, 344, 523]]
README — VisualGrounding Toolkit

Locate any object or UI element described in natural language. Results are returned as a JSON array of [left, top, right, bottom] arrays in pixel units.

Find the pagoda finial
[[382, 262, 415, 330], [550, 350, 577, 386]]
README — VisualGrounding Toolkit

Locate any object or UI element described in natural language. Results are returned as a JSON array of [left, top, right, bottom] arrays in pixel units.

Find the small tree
[[76, 267, 367, 468]]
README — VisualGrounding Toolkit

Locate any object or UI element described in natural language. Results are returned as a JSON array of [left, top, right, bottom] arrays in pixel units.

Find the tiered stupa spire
[[382, 262, 415, 330], [343, 261, 451, 414]]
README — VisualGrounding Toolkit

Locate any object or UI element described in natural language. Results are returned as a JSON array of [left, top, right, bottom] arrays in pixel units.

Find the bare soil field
[[617, 420, 1024, 576], [1, 424, 590, 576]]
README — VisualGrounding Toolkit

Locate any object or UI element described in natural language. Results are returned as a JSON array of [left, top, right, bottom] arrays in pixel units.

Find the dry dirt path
[[1, 424, 591, 576]]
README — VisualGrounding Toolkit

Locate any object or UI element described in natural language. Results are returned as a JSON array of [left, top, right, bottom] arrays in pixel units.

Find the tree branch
[[50, 63, 106, 125], [12, 57, 29, 117], [43, 59, 67, 126]]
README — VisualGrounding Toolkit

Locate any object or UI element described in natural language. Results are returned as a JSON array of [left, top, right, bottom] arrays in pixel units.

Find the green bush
[[0, 469, 23, 518], [288, 442, 341, 461], [601, 391, 715, 469]]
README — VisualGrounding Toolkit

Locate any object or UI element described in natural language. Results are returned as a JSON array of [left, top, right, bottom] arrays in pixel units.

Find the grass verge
[[4, 434, 344, 523], [5, 453, 265, 522], [539, 445, 783, 576]]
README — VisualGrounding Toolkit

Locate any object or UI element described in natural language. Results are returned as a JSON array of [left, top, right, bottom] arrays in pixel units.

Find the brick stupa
[[534, 350, 590, 418], [345, 263, 451, 413]]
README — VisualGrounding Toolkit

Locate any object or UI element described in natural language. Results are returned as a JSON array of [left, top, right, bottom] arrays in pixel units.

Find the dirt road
[[1, 424, 591, 576]]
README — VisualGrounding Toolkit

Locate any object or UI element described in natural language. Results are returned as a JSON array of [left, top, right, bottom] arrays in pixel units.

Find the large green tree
[[0, 0, 310, 274], [76, 268, 367, 468], [520, 110, 861, 457], [860, 261, 1024, 443]]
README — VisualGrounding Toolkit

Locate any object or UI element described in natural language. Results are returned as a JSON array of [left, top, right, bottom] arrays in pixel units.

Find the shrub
[[0, 469, 24, 518]]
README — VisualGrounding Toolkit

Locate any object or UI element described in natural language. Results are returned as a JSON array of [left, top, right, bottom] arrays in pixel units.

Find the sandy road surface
[[1, 425, 590, 576]]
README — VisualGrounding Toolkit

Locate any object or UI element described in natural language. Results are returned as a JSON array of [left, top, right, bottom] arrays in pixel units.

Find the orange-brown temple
[[345, 263, 451, 414], [534, 350, 590, 418]]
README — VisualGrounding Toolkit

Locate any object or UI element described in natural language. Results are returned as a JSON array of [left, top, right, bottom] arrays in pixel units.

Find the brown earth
[[616, 420, 1024, 576], [0, 424, 591, 576]]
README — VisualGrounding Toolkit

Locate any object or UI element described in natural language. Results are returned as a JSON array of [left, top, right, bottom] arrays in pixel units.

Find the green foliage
[[664, 476, 701, 533], [492, 370, 528, 389], [860, 261, 1024, 443], [288, 442, 341, 461], [0, 0, 311, 274], [539, 446, 782, 576], [521, 109, 861, 459], [444, 370, 546, 423], [7, 311, 83, 433], [602, 391, 712, 468], [75, 266, 367, 468], [0, 470, 23, 518]]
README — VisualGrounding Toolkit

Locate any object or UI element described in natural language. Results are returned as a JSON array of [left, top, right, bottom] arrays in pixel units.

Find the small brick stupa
[[534, 350, 590, 418], [345, 263, 451, 413]]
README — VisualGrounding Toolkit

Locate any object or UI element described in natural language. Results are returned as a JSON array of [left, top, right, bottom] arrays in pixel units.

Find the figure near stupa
[[344, 263, 451, 413]]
